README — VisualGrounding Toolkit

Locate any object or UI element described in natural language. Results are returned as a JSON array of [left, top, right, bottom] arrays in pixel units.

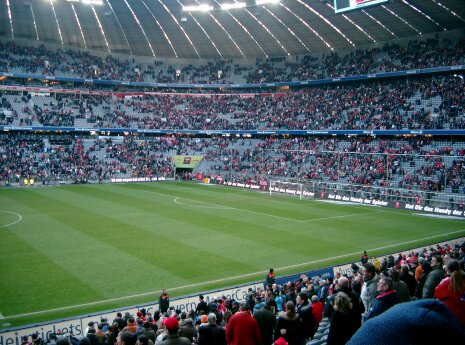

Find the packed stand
[[1, 36, 464, 85], [1, 134, 464, 208], [1, 73, 464, 131]]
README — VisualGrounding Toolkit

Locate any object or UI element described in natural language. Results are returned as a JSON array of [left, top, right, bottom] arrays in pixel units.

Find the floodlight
[[256, 0, 281, 5], [221, 2, 246, 10], [183, 4, 214, 12]]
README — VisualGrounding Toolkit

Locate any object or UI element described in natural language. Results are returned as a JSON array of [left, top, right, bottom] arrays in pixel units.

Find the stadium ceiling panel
[[2, 0, 465, 59]]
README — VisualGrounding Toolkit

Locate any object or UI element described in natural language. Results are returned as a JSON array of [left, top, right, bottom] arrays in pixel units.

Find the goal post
[[269, 180, 304, 199]]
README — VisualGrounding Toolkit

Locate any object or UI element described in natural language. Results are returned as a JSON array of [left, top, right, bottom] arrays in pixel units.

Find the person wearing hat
[[157, 316, 190, 345], [347, 299, 465, 345]]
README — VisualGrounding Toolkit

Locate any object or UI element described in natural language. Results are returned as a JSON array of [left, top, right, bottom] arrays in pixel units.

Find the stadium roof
[[1, 0, 464, 60]]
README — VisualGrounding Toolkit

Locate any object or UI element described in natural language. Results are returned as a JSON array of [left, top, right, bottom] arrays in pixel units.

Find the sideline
[[3, 229, 465, 320], [0, 211, 23, 228]]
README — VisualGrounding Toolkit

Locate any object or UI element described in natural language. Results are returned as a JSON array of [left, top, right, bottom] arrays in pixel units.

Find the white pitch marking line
[[173, 197, 230, 209], [0, 210, 23, 227], [154, 189, 377, 224], [145, 189, 303, 223], [3, 231, 465, 320]]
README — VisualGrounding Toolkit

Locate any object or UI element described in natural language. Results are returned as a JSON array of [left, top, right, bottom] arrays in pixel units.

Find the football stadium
[[1, 0, 465, 344]]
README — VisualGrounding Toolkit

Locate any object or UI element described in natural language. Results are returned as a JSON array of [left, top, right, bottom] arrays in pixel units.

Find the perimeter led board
[[334, 0, 388, 14]]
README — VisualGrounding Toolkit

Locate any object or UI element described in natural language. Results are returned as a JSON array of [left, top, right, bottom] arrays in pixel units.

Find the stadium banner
[[270, 267, 334, 289], [333, 236, 465, 278], [0, 283, 262, 342], [110, 177, 167, 183], [173, 156, 204, 168], [321, 192, 465, 218], [205, 181, 465, 218]]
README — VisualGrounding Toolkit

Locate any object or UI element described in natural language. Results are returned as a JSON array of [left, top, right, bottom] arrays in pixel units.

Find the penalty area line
[[3, 229, 465, 320]]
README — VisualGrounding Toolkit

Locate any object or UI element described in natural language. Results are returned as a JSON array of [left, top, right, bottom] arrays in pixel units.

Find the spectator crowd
[[24, 241, 465, 345], [1, 36, 464, 85]]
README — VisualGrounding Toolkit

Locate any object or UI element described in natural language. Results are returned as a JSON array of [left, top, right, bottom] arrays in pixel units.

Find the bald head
[[337, 276, 350, 289]]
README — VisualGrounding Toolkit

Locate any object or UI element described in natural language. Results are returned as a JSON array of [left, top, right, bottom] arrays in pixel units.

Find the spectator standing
[[158, 317, 190, 345], [295, 292, 316, 344], [196, 295, 210, 316], [360, 263, 379, 321], [365, 277, 397, 321], [226, 303, 261, 345], [390, 269, 411, 303], [434, 259, 465, 328], [274, 301, 300, 345], [198, 313, 227, 345], [179, 312, 197, 342], [266, 269, 276, 288], [310, 296, 324, 329], [327, 292, 359, 345], [114, 313, 127, 330], [414, 261, 431, 299], [159, 289, 170, 314], [423, 255, 446, 298], [254, 299, 277, 345], [399, 265, 417, 297], [361, 251, 369, 265]]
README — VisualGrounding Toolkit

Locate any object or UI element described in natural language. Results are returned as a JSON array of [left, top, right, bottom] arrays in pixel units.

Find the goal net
[[269, 180, 316, 200]]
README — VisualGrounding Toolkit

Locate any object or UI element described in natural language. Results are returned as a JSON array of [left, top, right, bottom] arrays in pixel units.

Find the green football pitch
[[1, 181, 464, 328]]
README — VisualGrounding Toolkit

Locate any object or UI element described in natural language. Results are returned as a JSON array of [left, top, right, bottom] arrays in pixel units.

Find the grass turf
[[0, 181, 464, 328]]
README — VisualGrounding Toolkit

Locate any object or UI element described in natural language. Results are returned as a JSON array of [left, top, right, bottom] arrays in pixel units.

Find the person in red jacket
[[226, 303, 261, 345], [434, 259, 465, 328], [311, 295, 324, 328]]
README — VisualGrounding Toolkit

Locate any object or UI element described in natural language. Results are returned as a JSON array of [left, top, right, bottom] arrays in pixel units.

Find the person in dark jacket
[[325, 276, 364, 330], [198, 313, 227, 345], [86, 329, 100, 345], [327, 292, 359, 345], [365, 277, 397, 321], [196, 295, 210, 316], [295, 292, 316, 344], [399, 265, 417, 297], [274, 301, 300, 345], [422, 255, 445, 298], [254, 299, 277, 345], [266, 269, 276, 288], [159, 289, 170, 314], [178, 312, 197, 342], [414, 261, 431, 299]]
